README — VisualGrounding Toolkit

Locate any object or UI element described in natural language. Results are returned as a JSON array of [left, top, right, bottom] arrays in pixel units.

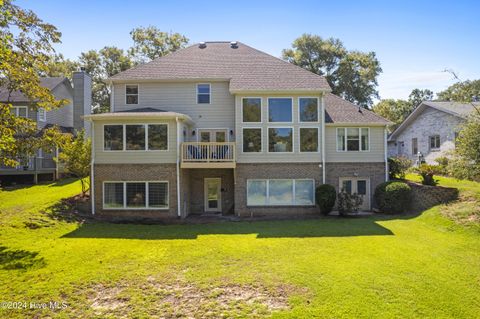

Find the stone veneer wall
[[325, 162, 386, 210], [406, 181, 459, 212], [183, 168, 234, 214], [234, 163, 323, 217], [93, 163, 178, 221]]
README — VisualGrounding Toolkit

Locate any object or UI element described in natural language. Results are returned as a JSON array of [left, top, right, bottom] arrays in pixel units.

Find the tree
[[57, 130, 91, 195], [42, 53, 79, 79], [129, 26, 189, 63], [437, 79, 480, 104], [78, 47, 133, 112], [283, 34, 382, 108], [408, 88, 433, 109], [372, 99, 411, 129], [0, 0, 67, 167]]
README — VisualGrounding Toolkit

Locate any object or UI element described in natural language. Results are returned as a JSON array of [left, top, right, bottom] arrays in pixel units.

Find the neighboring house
[[84, 41, 391, 220], [0, 70, 92, 184], [388, 101, 479, 164]]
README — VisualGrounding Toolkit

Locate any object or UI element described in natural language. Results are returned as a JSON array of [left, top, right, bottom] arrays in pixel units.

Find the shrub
[[435, 156, 450, 176], [315, 184, 336, 215], [374, 181, 412, 214], [388, 156, 413, 179], [447, 156, 480, 182], [415, 164, 439, 186], [337, 190, 363, 216]]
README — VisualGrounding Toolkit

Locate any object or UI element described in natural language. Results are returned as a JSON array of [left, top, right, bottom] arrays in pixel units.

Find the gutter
[[90, 121, 95, 215], [175, 117, 181, 218]]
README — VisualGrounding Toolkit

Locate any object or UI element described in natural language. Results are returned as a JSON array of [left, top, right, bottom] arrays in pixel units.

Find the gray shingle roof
[[0, 77, 68, 102], [324, 93, 392, 124], [422, 101, 480, 118], [110, 41, 331, 92]]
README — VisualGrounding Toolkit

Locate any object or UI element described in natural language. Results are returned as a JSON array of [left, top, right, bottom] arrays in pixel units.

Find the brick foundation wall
[[93, 163, 178, 221], [325, 162, 386, 209], [406, 181, 459, 212], [234, 163, 323, 217]]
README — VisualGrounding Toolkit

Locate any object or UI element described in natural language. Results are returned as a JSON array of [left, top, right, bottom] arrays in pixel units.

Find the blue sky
[[17, 0, 480, 100]]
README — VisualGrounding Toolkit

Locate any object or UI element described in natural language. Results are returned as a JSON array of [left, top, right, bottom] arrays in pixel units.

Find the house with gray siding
[[85, 41, 391, 220], [388, 101, 479, 164], [0, 71, 91, 184]]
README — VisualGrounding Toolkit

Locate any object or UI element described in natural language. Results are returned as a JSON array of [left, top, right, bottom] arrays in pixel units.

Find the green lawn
[[0, 178, 479, 318]]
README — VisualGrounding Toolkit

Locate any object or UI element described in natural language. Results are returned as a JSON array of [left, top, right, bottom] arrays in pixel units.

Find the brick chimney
[[72, 68, 92, 136]]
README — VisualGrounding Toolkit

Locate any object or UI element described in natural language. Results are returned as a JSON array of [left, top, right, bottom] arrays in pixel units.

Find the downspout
[[90, 121, 95, 215], [384, 127, 388, 181], [176, 117, 181, 218], [321, 94, 326, 184]]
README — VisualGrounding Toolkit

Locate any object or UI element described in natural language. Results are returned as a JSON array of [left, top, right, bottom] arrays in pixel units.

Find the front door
[[204, 178, 222, 212], [199, 129, 227, 142], [339, 177, 370, 211]]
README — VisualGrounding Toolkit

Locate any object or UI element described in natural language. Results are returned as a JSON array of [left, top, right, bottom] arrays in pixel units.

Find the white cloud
[[378, 70, 457, 100]]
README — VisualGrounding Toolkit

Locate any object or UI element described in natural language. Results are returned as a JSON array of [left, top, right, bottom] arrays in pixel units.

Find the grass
[[0, 178, 479, 318]]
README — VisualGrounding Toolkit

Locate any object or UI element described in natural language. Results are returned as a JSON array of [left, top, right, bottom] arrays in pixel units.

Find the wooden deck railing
[[181, 142, 235, 163]]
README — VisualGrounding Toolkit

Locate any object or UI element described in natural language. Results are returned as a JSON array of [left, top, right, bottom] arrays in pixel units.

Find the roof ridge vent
[[230, 41, 238, 49], [199, 42, 206, 49]]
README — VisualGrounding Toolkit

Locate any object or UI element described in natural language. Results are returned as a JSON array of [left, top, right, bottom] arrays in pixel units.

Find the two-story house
[[0, 70, 91, 184], [85, 41, 391, 220], [387, 101, 479, 164]]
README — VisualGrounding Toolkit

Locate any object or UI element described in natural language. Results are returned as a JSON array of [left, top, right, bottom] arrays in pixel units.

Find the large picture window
[[242, 98, 261, 122], [148, 124, 168, 150], [243, 128, 262, 152], [268, 128, 293, 152], [126, 85, 138, 104], [300, 128, 319, 152], [246, 179, 315, 206], [299, 98, 318, 122], [268, 98, 292, 122], [336, 128, 369, 151], [103, 181, 169, 209], [126, 125, 145, 150], [104, 124, 168, 151], [104, 125, 124, 151]]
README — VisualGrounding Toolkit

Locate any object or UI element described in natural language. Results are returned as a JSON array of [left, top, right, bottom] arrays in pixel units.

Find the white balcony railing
[[181, 142, 235, 167]]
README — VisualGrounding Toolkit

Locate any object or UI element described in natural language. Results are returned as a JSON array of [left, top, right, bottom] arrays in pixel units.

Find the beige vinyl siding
[[93, 118, 177, 164], [113, 81, 235, 140], [235, 94, 323, 163], [325, 126, 385, 162], [45, 83, 74, 128]]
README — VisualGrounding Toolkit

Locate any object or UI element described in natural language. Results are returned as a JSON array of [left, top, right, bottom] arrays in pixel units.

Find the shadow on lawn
[[63, 217, 394, 240], [0, 177, 78, 192], [0, 245, 46, 270]]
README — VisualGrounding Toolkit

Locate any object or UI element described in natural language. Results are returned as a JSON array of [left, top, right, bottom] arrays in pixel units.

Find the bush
[[337, 191, 363, 216], [415, 164, 439, 186], [435, 156, 450, 176], [315, 184, 336, 215], [388, 156, 413, 179], [374, 181, 412, 214], [447, 156, 480, 182]]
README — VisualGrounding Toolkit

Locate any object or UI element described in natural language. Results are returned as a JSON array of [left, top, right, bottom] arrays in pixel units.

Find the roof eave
[[83, 112, 194, 125]]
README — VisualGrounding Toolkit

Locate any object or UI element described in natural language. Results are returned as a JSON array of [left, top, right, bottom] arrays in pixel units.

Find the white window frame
[[246, 179, 315, 206], [103, 123, 169, 152], [241, 127, 263, 153], [102, 181, 169, 210], [267, 97, 293, 123], [336, 127, 370, 152], [429, 135, 441, 150], [13, 106, 28, 118], [267, 126, 294, 153], [298, 97, 320, 123], [299, 126, 320, 153], [196, 83, 211, 105], [125, 84, 139, 105], [38, 108, 46, 122], [241, 97, 262, 123]]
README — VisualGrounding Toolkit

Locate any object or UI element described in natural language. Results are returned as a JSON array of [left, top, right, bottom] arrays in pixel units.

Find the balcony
[[181, 142, 236, 168]]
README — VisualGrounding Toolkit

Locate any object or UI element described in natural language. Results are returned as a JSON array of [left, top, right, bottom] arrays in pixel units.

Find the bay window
[[336, 127, 369, 151], [246, 179, 315, 206]]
